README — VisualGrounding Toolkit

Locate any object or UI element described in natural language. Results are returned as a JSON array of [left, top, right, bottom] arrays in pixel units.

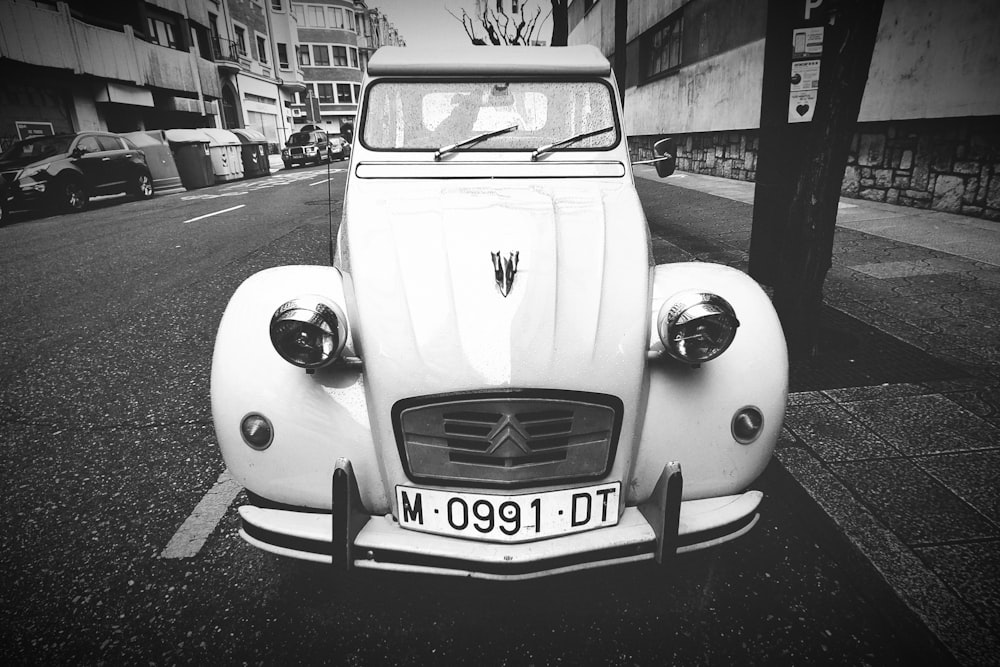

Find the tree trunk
[[768, 0, 885, 357], [613, 0, 627, 106], [550, 0, 568, 46]]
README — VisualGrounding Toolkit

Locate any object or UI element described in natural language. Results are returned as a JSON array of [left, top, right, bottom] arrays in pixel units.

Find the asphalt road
[[0, 165, 955, 665]]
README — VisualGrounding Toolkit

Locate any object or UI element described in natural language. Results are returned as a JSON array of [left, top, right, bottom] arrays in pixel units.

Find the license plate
[[395, 482, 620, 543]]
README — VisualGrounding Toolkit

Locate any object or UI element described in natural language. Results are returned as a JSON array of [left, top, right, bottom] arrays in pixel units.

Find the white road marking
[[182, 204, 246, 223], [180, 191, 249, 201], [160, 470, 242, 559], [309, 178, 332, 186]]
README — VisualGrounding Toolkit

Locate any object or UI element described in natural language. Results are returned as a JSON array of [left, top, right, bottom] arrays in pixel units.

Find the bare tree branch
[[449, 1, 566, 47], [447, 8, 481, 43]]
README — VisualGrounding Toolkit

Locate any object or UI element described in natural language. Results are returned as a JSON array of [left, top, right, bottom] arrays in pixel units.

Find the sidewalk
[[635, 167, 1000, 666]]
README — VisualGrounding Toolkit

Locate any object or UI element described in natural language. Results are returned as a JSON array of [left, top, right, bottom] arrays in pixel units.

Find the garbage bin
[[200, 128, 245, 183], [230, 128, 271, 178], [123, 130, 184, 195], [164, 129, 214, 190]]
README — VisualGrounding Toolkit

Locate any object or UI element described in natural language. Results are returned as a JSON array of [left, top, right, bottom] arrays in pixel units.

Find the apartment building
[[0, 0, 224, 149], [569, 0, 1000, 220], [210, 0, 307, 149], [0, 0, 404, 151], [289, 0, 404, 135]]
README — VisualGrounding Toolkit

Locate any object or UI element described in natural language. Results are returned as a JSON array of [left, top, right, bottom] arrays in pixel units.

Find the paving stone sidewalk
[[636, 167, 1000, 666]]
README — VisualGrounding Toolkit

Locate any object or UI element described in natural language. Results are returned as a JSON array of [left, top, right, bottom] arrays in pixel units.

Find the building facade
[[568, 0, 1000, 221], [0, 0, 224, 149], [207, 0, 304, 149], [289, 0, 404, 136], [0, 0, 403, 151]]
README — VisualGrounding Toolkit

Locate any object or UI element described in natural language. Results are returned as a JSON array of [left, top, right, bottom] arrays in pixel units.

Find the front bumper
[[5, 180, 47, 210], [237, 460, 763, 580]]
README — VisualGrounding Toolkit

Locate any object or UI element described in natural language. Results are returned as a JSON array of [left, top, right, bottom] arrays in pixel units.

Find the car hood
[[339, 177, 652, 403], [0, 154, 60, 171]]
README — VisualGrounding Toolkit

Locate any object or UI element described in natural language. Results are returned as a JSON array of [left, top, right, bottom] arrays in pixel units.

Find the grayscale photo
[[1, 0, 997, 663]]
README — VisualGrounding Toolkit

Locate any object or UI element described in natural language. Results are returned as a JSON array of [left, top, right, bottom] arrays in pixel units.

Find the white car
[[211, 45, 788, 579]]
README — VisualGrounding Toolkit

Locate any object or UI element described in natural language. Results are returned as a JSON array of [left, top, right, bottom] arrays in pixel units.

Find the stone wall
[[630, 115, 1000, 221], [633, 131, 761, 183]]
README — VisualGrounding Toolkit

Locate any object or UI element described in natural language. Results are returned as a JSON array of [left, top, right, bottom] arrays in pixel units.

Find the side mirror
[[652, 137, 676, 178], [71, 146, 85, 159]]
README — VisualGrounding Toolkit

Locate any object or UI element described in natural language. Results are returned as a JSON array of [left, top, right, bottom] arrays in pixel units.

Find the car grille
[[289, 147, 304, 156], [393, 391, 623, 487]]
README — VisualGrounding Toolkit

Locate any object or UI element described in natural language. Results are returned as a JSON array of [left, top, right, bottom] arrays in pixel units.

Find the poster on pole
[[788, 27, 823, 123]]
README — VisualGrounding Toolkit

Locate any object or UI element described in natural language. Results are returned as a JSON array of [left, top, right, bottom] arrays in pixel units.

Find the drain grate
[[789, 306, 968, 392]]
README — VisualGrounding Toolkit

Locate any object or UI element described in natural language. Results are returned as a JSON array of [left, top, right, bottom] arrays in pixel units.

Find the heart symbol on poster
[[796, 104, 810, 116]]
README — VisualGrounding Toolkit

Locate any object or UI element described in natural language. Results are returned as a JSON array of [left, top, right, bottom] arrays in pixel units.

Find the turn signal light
[[269, 297, 347, 369], [732, 406, 764, 444], [241, 413, 274, 450], [657, 291, 739, 363]]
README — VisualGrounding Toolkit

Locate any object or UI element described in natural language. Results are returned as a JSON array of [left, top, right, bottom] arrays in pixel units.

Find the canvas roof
[[366, 45, 610, 77]]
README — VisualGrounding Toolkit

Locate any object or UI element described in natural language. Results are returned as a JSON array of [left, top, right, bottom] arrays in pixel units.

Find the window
[[363, 80, 617, 151], [277, 43, 289, 69], [256, 34, 268, 63], [328, 6, 348, 29], [271, 0, 282, 9], [75, 136, 100, 154], [352, 83, 360, 101], [95, 135, 122, 151], [642, 12, 683, 80], [298, 45, 310, 66], [348, 47, 358, 68], [244, 92, 276, 108], [148, 17, 177, 48], [190, 23, 211, 58], [306, 6, 324, 27], [331, 45, 348, 66], [317, 83, 335, 103], [292, 5, 305, 24], [313, 44, 330, 66], [336, 83, 352, 103], [233, 24, 248, 56]]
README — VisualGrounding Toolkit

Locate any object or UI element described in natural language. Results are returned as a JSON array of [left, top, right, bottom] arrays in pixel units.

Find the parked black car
[[0, 132, 154, 215], [281, 129, 333, 168]]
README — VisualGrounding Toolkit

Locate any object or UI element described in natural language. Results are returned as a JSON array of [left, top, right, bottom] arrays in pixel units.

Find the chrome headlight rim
[[269, 296, 348, 369], [657, 290, 740, 364]]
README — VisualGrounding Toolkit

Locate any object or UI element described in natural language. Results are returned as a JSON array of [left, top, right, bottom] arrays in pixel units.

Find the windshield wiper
[[434, 124, 519, 161], [531, 126, 615, 161]]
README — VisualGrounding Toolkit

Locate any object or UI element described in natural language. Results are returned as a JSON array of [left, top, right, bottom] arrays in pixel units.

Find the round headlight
[[269, 298, 347, 369], [657, 291, 740, 363]]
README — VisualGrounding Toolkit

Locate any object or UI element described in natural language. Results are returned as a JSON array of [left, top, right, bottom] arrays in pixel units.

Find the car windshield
[[287, 133, 317, 146], [362, 80, 619, 152], [1, 135, 73, 161]]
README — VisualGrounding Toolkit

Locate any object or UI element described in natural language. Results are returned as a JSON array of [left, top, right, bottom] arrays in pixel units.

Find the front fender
[[211, 265, 386, 513], [631, 262, 788, 502]]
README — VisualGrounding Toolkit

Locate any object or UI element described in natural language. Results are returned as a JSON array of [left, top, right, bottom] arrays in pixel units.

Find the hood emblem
[[491, 251, 519, 297]]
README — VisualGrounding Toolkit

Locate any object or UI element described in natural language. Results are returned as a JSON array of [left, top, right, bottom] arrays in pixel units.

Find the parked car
[[328, 134, 351, 161], [212, 45, 789, 579], [0, 179, 9, 226], [0, 132, 154, 214], [281, 129, 333, 168]]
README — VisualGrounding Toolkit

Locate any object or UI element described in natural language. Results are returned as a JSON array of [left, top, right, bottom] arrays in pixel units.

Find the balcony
[[0, 1, 219, 99], [212, 37, 244, 73]]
